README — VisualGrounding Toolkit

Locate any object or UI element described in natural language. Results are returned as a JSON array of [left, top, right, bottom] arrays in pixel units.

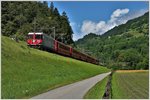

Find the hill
[[76, 12, 149, 70], [1, 36, 110, 98]]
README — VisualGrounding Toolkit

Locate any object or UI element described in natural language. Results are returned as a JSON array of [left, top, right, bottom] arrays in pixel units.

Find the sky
[[48, 1, 149, 41]]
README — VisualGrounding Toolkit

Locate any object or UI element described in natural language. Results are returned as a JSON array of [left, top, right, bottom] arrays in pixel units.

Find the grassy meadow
[[111, 70, 149, 99], [1, 36, 110, 99], [84, 76, 108, 99]]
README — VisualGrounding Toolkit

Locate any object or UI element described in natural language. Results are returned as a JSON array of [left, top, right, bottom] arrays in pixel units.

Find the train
[[27, 32, 99, 65]]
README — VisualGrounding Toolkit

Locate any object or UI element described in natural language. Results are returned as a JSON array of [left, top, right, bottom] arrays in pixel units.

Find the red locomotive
[[27, 32, 99, 65]]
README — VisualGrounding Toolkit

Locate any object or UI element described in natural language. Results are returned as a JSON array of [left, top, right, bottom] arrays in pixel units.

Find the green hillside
[[2, 36, 110, 99], [76, 12, 149, 70]]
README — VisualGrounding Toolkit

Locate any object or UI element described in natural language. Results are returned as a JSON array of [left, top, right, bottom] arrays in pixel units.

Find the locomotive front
[[27, 32, 43, 48]]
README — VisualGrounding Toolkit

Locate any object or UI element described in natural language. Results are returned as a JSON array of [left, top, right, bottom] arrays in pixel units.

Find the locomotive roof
[[28, 32, 43, 35]]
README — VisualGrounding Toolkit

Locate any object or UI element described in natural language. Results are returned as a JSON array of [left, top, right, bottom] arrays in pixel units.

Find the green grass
[[2, 36, 110, 99], [84, 76, 108, 99], [112, 71, 149, 99]]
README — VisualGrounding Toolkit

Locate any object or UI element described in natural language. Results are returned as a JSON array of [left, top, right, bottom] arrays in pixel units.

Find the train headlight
[[33, 40, 35, 43]]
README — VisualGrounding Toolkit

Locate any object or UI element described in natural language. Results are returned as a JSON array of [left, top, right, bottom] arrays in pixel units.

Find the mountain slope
[[76, 12, 149, 70], [2, 36, 110, 99], [102, 12, 148, 37]]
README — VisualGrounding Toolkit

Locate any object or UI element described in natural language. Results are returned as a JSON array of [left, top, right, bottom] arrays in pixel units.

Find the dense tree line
[[76, 12, 149, 70], [2, 1, 74, 44]]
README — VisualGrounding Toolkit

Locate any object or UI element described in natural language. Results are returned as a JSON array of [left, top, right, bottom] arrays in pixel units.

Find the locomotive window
[[28, 35, 33, 39], [35, 35, 42, 39]]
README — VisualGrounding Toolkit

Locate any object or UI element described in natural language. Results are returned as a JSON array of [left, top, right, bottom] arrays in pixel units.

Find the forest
[[76, 12, 149, 70], [2, 1, 74, 44]]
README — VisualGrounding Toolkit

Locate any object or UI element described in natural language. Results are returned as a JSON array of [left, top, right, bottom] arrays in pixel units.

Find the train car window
[[28, 35, 33, 39], [35, 35, 42, 39], [59, 43, 70, 50], [73, 50, 80, 55]]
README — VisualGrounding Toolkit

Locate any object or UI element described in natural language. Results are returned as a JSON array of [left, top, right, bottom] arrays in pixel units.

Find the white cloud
[[111, 9, 129, 19], [80, 20, 106, 35], [75, 8, 148, 40], [72, 8, 148, 41], [81, 8, 130, 36], [81, 21, 96, 34], [109, 9, 129, 24]]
